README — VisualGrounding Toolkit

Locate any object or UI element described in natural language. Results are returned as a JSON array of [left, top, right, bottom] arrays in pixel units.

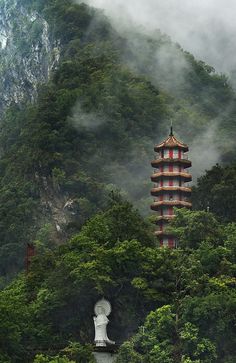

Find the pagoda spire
[[169, 121, 173, 136], [150, 132, 192, 248]]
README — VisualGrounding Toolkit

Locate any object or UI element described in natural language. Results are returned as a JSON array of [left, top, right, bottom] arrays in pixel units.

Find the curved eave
[[151, 172, 192, 182], [151, 158, 191, 168], [154, 134, 189, 152], [151, 186, 192, 195], [151, 200, 192, 210]]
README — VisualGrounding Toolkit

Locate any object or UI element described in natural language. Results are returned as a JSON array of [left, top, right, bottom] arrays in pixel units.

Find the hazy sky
[[84, 0, 236, 78]]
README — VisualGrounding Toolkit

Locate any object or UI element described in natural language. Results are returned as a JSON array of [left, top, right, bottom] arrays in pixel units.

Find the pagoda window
[[168, 238, 175, 248], [163, 237, 168, 247], [173, 148, 178, 158], [171, 178, 178, 187], [163, 207, 168, 215]]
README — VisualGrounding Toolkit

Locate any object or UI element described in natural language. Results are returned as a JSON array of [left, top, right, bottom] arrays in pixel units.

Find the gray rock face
[[0, 0, 60, 112]]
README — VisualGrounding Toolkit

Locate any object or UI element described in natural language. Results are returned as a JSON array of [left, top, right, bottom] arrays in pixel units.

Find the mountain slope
[[0, 204, 235, 362], [0, 0, 235, 278]]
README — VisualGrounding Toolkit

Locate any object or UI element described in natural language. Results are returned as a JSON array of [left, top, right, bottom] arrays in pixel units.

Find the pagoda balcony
[[151, 171, 192, 182], [151, 186, 191, 195], [151, 200, 192, 210], [151, 158, 191, 168]]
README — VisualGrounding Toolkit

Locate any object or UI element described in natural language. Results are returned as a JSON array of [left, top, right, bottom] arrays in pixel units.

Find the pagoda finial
[[169, 121, 173, 136]]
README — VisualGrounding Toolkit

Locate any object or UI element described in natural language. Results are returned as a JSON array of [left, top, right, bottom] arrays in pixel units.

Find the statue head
[[94, 298, 112, 317]]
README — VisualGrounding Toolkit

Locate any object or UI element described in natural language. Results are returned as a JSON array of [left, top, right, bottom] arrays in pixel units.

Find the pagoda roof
[[155, 130, 189, 152]]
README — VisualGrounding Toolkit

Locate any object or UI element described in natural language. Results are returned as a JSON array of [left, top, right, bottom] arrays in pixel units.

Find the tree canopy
[[0, 202, 235, 362]]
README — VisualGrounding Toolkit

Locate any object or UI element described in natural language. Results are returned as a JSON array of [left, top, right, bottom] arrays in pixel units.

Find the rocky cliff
[[0, 0, 60, 112]]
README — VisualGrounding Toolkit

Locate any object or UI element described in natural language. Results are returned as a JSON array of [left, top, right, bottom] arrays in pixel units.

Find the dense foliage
[[0, 201, 235, 362], [192, 163, 236, 222]]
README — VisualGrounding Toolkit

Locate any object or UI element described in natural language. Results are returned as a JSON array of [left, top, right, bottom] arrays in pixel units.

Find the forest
[[0, 0, 235, 362]]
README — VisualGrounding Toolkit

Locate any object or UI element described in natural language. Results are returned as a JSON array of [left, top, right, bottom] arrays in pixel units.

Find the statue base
[[93, 346, 118, 363]]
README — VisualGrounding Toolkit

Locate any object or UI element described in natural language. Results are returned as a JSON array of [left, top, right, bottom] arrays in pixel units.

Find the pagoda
[[150, 127, 192, 248]]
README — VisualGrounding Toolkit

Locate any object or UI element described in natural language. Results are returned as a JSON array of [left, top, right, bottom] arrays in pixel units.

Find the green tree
[[192, 164, 236, 222]]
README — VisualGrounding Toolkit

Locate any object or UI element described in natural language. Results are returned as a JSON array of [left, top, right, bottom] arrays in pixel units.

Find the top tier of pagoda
[[150, 127, 192, 248], [154, 127, 189, 152]]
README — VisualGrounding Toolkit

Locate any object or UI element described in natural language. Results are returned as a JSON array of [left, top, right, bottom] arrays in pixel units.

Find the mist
[[82, 0, 236, 85], [71, 0, 234, 203], [70, 102, 107, 129], [177, 124, 220, 183], [70, 100, 219, 217]]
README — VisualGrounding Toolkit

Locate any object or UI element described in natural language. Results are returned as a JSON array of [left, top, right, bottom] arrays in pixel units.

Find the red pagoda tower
[[150, 127, 192, 248]]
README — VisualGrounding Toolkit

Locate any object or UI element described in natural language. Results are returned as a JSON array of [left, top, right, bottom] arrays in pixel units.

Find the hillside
[[0, 0, 235, 362], [0, 0, 235, 279], [0, 202, 235, 362]]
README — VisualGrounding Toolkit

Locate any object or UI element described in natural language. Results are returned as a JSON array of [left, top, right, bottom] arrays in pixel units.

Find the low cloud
[[187, 123, 220, 183], [81, 0, 236, 84], [72, 0, 231, 199], [121, 30, 190, 96], [69, 102, 106, 130]]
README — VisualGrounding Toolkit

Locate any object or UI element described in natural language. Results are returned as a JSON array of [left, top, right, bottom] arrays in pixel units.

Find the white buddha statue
[[94, 299, 115, 347]]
